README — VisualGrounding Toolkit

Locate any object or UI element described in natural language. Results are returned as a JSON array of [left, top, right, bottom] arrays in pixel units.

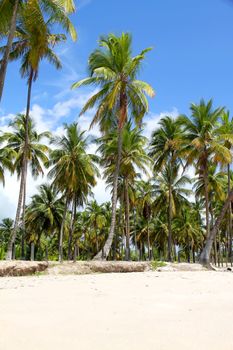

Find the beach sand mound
[[47, 261, 151, 275], [157, 262, 208, 272], [0, 261, 48, 277]]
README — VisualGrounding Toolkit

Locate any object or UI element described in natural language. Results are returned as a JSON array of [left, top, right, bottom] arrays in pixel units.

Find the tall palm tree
[[72, 33, 154, 259], [48, 122, 98, 262], [179, 99, 231, 244], [0, 0, 76, 101], [97, 123, 151, 260], [149, 116, 185, 261], [3, 114, 50, 259], [1, 3, 67, 260], [0, 2, 66, 225]]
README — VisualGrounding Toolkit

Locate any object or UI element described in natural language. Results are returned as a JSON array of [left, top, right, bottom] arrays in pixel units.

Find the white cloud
[[0, 98, 183, 219], [143, 107, 179, 139]]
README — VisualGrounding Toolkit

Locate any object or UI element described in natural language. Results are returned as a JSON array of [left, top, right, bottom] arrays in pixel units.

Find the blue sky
[[1, 0, 233, 217], [2, 0, 233, 119]]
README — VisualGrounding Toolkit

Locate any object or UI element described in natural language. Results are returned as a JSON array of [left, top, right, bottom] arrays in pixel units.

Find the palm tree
[[179, 99, 231, 245], [153, 164, 192, 260], [97, 123, 151, 260], [25, 183, 64, 260], [0, 142, 14, 185], [0, 0, 76, 101], [1, 3, 68, 260], [3, 114, 50, 259], [135, 180, 155, 260], [86, 200, 107, 254], [0, 218, 14, 252], [173, 206, 204, 263], [217, 111, 233, 262], [48, 122, 98, 262], [72, 33, 154, 259], [0, 3, 67, 237], [149, 116, 185, 261]]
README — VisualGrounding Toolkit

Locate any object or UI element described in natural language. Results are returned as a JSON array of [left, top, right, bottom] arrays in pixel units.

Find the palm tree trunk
[[30, 242, 35, 261], [133, 208, 138, 260], [6, 169, 25, 259], [167, 183, 172, 262], [227, 164, 232, 265], [200, 188, 233, 266], [187, 235, 190, 263], [6, 68, 33, 260], [68, 194, 76, 260], [93, 127, 123, 260], [95, 227, 99, 253], [203, 164, 210, 239], [0, 0, 19, 101], [59, 197, 69, 262], [21, 168, 27, 259], [147, 219, 150, 260], [125, 177, 130, 261]]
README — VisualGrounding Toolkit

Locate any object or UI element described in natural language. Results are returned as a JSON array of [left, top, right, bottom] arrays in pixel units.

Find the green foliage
[[150, 261, 166, 270]]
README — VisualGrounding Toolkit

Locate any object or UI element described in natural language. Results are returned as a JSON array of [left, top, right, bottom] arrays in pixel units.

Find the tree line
[[0, 2, 232, 265]]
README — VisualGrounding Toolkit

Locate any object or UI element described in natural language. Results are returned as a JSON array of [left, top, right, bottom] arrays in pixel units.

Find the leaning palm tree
[[1, 4, 67, 260], [48, 122, 98, 262], [72, 33, 154, 259], [0, 0, 76, 101], [149, 116, 185, 261], [3, 114, 50, 259], [0, 1, 67, 215], [179, 99, 232, 243]]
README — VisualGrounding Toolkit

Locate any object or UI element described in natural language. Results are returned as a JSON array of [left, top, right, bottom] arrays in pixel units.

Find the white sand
[[0, 271, 233, 350]]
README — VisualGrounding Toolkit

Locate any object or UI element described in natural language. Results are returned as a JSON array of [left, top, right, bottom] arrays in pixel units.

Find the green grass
[[150, 261, 166, 270]]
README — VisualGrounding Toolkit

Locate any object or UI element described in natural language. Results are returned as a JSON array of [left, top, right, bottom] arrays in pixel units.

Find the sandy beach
[[0, 270, 233, 350]]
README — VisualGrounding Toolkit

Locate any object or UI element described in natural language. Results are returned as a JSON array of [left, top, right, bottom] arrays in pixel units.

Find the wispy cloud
[[78, 0, 92, 10]]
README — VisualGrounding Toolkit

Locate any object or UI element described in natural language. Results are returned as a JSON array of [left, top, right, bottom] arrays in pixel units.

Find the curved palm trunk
[[200, 188, 233, 266], [5, 69, 33, 260], [59, 197, 69, 262], [0, 0, 19, 101], [167, 183, 172, 262], [125, 178, 130, 261], [93, 127, 123, 260]]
